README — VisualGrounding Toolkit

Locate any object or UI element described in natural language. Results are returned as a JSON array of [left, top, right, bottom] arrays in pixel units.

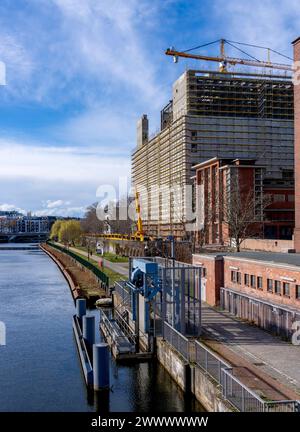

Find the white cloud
[[51, 0, 166, 106], [0, 203, 26, 214], [34, 205, 85, 217], [212, 0, 298, 61], [45, 199, 69, 209], [0, 138, 130, 184]]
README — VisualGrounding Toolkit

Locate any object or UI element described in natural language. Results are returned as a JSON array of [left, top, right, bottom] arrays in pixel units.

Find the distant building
[[193, 251, 300, 341], [193, 157, 294, 246], [0, 214, 53, 234], [132, 69, 294, 239]]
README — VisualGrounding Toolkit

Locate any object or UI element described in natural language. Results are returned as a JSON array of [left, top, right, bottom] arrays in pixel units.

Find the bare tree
[[222, 183, 271, 252], [81, 203, 105, 233], [107, 196, 133, 235], [82, 197, 133, 236]]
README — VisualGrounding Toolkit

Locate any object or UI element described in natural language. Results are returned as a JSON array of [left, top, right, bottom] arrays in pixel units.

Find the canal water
[[0, 246, 203, 412]]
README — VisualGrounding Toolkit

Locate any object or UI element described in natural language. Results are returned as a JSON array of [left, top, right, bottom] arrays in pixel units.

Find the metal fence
[[221, 368, 300, 412], [163, 321, 190, 361], [48, 242, 109, 287], [163, 321, 300, 412], [194, 340, 230, 384], [114, 280, 132, 310]]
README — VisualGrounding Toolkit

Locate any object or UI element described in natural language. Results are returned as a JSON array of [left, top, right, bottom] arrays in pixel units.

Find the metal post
[[242, 386, 245, 412], [223, 370, 227, 398], [135, 293, 140, 353], [93, 343, 110, 391], [180, 268, 185, 335], [83, 315, 95, 349], [76, 298, 86, 320]]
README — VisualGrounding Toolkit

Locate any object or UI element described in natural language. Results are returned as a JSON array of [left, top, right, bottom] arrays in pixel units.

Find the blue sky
[[0, 0, 299, 217]]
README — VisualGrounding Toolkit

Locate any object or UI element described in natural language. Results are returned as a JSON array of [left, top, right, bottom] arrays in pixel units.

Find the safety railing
[[163, 321, 190, 361], [194, 340, 230, 384], [100, 309, 135, 354], [221, 368, 300, 412], [114, 280, 132, 311], [163, 321, 300, 412]]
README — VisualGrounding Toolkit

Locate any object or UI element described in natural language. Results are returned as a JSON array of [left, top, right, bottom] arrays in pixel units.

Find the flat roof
[[225, 251, 300, 267], [194, 251, 300, 268]]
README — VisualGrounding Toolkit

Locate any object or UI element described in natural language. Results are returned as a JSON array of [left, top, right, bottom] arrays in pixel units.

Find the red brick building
[[193, 251, 300, 340], [194, 157, 294, 246], [293, 37, 300, 251]]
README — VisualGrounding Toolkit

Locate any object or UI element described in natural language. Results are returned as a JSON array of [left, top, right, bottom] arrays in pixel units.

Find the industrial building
[[193, 156, 294, 246], [132, 69, 294, 239], [193, 251, 300, 341], [0, 213, 52, 234]]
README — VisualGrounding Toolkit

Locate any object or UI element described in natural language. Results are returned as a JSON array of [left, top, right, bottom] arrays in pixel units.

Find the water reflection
[[0, 246, 203, 412]]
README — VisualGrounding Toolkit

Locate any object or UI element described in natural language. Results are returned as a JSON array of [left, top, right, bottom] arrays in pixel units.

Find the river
[[0, 245, 203, 412]]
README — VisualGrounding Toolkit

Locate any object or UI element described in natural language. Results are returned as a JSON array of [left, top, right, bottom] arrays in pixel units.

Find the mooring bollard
[[76, 298, 86, 320], [93, 343, 110, 391], [83, 315, 95, 348]]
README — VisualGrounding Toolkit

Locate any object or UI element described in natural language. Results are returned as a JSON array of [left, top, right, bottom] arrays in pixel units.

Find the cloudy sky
[[0, 0, 299, 217]]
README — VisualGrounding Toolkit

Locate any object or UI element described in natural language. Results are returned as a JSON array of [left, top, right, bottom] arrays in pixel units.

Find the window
[[288, 194, 295, 202], [191, 143, 197, 152], [231, 271, 236, 283], [257, 276, 263, 290], [283, 282, 290, 297], [274, 280, 281, 295], [191, 131, 197, 141], [244, 274, 250, 286], [237, 272, 241, 284], [250, 275, 256, 288], [267, 279, 273, 292], [296, 285, 300, 300], [273, 194, 285, 202], [202, 267, 207, 278]]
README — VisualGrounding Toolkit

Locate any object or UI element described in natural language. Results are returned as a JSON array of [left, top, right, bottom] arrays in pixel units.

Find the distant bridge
[[0, 232, 49, 243]]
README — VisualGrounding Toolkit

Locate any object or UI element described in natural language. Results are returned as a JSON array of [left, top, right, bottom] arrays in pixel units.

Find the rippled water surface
[[0, 246, 203, 412]]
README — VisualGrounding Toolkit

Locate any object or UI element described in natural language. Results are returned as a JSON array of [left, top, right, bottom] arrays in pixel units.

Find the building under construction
[[131, 68, 294, 239]]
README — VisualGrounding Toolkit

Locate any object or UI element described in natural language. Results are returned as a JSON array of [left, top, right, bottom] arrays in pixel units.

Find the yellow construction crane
[[165, 39, 293, 73], [134, 190, 145, 242]]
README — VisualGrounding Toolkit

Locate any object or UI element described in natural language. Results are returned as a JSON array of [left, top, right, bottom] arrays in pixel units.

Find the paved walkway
[[201, 303, 300, 397], [69, 246, 129, 278]]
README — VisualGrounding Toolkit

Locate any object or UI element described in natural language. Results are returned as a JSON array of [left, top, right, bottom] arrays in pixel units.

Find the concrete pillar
[[293, 36, 300, 251], [83, 315, 95, 348], [93, 343, 110, 391], [76, 298, 86, 320]]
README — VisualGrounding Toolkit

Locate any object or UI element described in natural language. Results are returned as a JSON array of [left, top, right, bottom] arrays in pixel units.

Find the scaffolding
[[131, 70, 294, 239]]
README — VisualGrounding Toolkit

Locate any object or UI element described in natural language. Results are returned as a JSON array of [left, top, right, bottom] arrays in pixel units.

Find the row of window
[[230, 270, 300, 299]]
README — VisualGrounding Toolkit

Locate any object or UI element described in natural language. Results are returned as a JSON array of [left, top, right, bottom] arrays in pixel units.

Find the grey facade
[[132, 69, 294, 239]]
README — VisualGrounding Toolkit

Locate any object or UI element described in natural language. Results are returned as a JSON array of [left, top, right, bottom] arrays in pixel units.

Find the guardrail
[[47, 242, 109, 287], [163, 321, 190, 361], [114, 281, 131, 310], [163, 321, 300, 412], [101, 310, 135, 354], [194, 340, 230, 384], [221, 368, 300, 412]]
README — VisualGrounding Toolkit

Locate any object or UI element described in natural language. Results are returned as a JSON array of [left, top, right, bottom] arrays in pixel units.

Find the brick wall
[[192, 254, 224, 306], [223, 257, 300, 310], [293, 37, 300, 251]]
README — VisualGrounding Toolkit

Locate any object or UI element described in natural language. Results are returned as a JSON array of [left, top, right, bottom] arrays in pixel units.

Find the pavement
[[69, 246, 129, 278], [201, 303, 300, 398]]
